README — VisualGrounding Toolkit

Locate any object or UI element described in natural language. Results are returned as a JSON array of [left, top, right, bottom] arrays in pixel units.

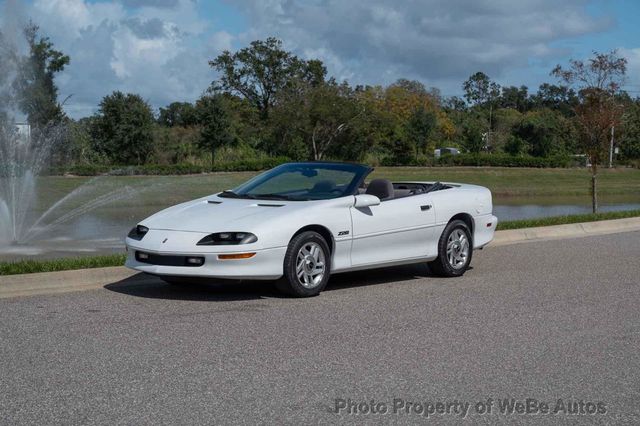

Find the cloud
[[209, 30, 234, 52], [122, 17, 178, 39], [231, 0, 613, 90], [119, 0, 181, 8], [24, 0, 214, 118], [619, 47, 640, 90], [6, 0, 622, 118]]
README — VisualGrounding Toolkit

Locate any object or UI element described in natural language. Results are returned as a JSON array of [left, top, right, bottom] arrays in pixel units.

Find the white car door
[[350, 193, 436, 267]]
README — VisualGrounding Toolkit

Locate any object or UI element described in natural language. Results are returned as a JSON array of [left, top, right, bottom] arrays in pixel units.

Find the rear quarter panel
[[429, 184, 495, 249]]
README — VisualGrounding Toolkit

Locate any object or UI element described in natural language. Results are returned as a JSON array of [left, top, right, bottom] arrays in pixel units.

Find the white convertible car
[[125, 162, 497, 296]]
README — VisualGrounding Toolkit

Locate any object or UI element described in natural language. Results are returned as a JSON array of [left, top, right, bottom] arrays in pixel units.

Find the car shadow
[[104, 274, 278, 301], [104, 263, 463, 302]]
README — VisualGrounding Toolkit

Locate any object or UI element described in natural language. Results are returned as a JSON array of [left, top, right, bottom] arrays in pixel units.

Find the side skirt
[[331, 255, 437, 275]]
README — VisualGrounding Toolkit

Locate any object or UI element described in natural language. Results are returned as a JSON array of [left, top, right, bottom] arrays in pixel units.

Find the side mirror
[[354, 194, 380, 208]]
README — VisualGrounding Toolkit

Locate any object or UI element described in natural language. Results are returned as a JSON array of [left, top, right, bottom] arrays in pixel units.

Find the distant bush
[[48, 154, 589, 176], [47, 157, 291, 176], [382, 153, 575, 168], [435, 153, 574, 168]]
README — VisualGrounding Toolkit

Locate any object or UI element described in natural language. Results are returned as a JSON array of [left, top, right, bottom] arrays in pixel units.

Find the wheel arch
[[291, 225, 334, 254], [448, 213, 474, 242]]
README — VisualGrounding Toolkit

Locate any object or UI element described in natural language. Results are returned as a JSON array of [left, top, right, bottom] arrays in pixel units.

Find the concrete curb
[[1, 216, 640, 299], [0, 266, 154, 299], [491, 216, 640, 246]]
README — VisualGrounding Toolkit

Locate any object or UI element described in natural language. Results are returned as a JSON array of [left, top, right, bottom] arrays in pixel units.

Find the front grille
[[135, 251, 204, 267]]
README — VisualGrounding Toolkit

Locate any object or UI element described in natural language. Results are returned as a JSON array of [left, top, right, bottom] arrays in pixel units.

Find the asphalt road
[[1, 233, 639, 425]]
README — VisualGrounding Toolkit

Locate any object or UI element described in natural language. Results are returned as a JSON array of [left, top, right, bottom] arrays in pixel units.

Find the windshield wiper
[[219, 190, 283, 200], [219, 190, 244, 198]]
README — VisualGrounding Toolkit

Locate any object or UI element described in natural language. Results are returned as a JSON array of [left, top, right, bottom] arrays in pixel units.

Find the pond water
[[0, 179, 638, 261], [494, 202, 640, 221]]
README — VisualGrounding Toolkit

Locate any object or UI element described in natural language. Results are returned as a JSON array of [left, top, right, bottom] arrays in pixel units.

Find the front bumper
[[125, 246, 286, 280], [125, 230, 286, 280]]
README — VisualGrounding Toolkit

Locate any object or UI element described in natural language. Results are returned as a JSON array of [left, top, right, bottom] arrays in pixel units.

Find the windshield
[[220, 162, 371, 201]]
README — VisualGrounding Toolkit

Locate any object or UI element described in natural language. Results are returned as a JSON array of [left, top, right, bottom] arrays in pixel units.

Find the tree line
[[5, 27, 640, 173]]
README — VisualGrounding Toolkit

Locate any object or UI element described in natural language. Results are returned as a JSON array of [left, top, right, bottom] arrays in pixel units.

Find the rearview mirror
[[354, 194, 380, 208]]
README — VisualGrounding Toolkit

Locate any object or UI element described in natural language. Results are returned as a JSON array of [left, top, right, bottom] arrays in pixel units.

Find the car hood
[[140, 195, 307, 233]]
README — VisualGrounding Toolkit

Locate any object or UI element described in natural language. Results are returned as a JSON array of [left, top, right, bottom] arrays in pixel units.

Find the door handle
[[420, 204, 432, 211]]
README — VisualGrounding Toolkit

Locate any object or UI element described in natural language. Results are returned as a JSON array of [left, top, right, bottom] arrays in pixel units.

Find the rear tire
[[276, 231, 331, 297], [428, 220, 473, 277]]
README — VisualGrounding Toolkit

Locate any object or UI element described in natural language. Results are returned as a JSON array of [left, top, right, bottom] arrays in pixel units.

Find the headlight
[[197, 232, 257, 245], [128, 225, 149, 241]]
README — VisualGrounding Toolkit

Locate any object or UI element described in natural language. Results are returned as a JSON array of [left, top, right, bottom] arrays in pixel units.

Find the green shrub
[[47, 157, 291, 176], [0, 254, 126, 275], [497, 209, 640, 230], [434, 153, 573, 168]]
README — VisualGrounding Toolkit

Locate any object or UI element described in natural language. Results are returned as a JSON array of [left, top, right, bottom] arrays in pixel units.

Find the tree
[[350, 85, 397, 161], [491, 108, 521, 147], [530, 83, 578, 116], [460, 117, 486, 154], [91, 92, 155, 165], [383, 82, 438, 122], [158, 102, 197, 127], [442, 96, 467, 112], [389, 137, 415, 164], [463, 72, 501, 148], [552, 50, 627, 212], [195, 95, 234, 168], [209, 37, 326, 119], [271, 79, 363, 160], [15, 22, 70, 128], [391, 78, 427, 95], [504, 135, 525, 156], [405, 106, 437, 159], [513, 109, 574, 157], [498, 85, 530, 112], [66, 117, 109, 165], [463, 72, 501, 107], [620, 100, 640, 161]]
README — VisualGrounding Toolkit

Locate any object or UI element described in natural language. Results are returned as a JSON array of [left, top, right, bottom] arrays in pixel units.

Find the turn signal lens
[[218, 253, 256, 260], [136, 252, 150, 260]]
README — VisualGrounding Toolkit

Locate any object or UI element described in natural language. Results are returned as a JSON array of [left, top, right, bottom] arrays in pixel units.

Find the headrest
[[365, 179, 394, 200]]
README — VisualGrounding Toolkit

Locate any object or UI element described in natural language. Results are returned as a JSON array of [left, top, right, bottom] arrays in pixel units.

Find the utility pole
[[609, 126, 614, 168]]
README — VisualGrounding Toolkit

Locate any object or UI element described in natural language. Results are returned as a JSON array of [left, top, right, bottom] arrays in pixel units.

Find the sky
[[3, 0, 640, 118]]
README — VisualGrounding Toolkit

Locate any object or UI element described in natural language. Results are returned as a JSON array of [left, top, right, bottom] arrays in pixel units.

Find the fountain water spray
[[0, 4, 139, 250]]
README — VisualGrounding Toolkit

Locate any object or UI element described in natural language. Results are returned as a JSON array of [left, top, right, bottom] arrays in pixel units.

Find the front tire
[[276, 231, 331, 297], [428, 220, 473, 277]]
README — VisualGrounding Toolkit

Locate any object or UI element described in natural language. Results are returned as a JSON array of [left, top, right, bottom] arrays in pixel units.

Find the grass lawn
[[0, 254, 126, 276], [371, 166, 640, 197], [496, 209, 640, 230], [27, 167, 640, 220]]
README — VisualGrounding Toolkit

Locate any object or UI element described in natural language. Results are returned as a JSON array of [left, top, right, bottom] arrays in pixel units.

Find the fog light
[[218, 253, 256, 260], [186, 257, 205, 265], [137, 252, 149, 260]]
